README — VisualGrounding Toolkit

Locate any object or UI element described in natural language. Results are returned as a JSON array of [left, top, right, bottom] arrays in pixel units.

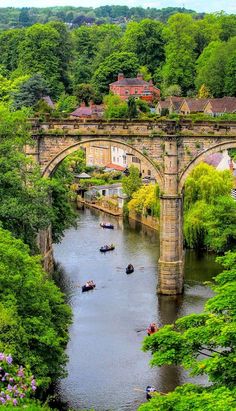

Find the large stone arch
[[179, 140, 236, 192], [42, 138, 164, 190]]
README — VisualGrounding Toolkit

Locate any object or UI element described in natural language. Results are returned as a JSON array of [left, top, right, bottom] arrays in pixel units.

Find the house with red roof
[[109, 73, 160, 102]]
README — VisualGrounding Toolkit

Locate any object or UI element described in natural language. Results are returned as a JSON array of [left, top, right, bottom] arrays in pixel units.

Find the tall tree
[[160, 13, 197, 94], [122, 19, 164, 74], [17, 23, 64, 97]]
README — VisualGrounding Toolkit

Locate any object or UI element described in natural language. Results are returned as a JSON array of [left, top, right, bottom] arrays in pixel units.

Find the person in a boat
[[146, 386, 156, 400], [147, 322, 159, 336], [128, 264, 133, 270]]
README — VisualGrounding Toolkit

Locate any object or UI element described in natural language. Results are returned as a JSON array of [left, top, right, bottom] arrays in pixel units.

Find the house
[[204, 150, 236, 172], [85, 142, 111, 167], [156, 96, 184, 115], [104, 163, 126, 172], [110, 146, 127, 168], [204, 97, 236, 116], [84, 183, 127, 209], [179, 98, 208, 115], [109, 73, 160, 102], [70, 101, 104, 119]]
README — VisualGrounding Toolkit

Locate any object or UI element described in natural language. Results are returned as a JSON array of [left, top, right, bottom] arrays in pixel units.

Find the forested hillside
[[0, 11, 236, 110], [0, 6, 196, 29]]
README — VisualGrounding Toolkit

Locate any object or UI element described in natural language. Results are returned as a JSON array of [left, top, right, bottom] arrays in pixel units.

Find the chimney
[[137, 73, 143, 81], [89, 100, 95, 108], [81, 101, 86, 107], [118, 73, 124, 81], [149, 79, 153, 85]]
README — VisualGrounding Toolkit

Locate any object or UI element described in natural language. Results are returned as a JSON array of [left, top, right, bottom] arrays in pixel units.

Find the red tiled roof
[[70, 104, 104, 117], [158, 99, 170, 109], [182, 98, 209, 112], [207, 97, 236, 113], [70, 107, 93, 117], [110, 78, 150, 86], [105, 163, 126, 171]]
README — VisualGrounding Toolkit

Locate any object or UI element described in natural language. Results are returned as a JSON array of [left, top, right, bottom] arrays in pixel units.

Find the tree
[[0, 104, 76, 250], [56, 93, 78, 114], [183, 162, 236, 252], [0, 227, 72, 390], [164, 84, 182, 97], [139, 250, 236, 410], [128, 184, 160, 217], [103, 94, 128, 119], [160, 14, 197, 94], [18, 8, 32, 27], [122, 19, 164, 74], [17, 23, 64, 97], [0, 29, 25, 73], [12, 74, 50, 109], [122, 165, 142, 199], [74, 83, 97, 105], [127, 97, 138, 119], [198, 84, 211, 98], [195, 37, 236, 97], [92, 51, 139, 95]]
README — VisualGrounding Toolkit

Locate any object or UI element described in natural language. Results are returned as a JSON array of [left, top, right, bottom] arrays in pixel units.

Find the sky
[[0, 0, 235, 13]]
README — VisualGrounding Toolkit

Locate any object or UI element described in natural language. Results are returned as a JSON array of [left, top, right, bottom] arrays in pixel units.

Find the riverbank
[[77, 197, 122, 216], [77, 197, 159, 230]]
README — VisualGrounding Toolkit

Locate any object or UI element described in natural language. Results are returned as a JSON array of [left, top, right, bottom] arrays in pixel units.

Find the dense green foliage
[[0, 104, 76, 249], [122, 165, 142, 199], [139, 250, 236, 410], [128, 184, 160, 218], [0, 11, 236, 107], [184, 163, 236, 252], [0, 228, 72, 389]]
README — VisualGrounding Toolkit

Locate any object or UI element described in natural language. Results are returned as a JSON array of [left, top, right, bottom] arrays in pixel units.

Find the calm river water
[[54, 206, 221, 411]]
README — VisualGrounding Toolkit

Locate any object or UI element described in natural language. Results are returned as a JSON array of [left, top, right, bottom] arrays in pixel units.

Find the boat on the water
[[100, 222, 114, 229], [82, 281, 96, 292], [126, 264, 134, 274], [100, 244, 115, 252], [146, 386, 156, 400], [147, 323, 159, 336]]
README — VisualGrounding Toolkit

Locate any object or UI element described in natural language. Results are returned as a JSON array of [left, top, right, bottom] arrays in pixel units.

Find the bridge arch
[[179, 140, 236, 192], [42, 138, 164, 190]]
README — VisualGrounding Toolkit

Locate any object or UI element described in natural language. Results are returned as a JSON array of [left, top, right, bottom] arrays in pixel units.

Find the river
[[53, 206, 221, 411]]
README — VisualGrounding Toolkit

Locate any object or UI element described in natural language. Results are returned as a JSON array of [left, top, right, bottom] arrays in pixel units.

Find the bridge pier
[[158, 195, 184, 294], [158, 139, 184, 295]]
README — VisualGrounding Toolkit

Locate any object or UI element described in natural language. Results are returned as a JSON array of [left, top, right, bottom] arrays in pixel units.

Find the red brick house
[[109, 73, 160, 102]]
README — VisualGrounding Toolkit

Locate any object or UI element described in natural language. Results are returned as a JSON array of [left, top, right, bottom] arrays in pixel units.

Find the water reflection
[[53, 206, 221, 411]]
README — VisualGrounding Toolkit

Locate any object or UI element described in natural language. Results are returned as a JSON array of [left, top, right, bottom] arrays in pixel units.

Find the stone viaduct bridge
[[28, 118, 236, 295]]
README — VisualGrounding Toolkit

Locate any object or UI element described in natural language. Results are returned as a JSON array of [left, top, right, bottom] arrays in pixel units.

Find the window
[[113, 156, 116, 162], [125, 89, 129, 95]]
